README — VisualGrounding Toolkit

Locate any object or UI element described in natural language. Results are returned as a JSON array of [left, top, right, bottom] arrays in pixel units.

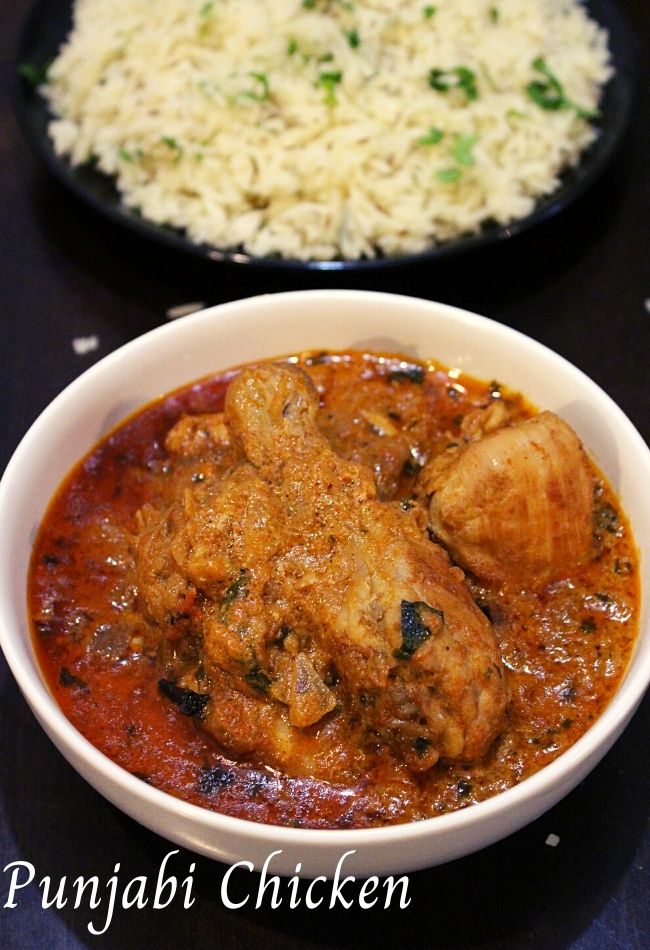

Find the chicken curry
[[29, 351, 639, 828]]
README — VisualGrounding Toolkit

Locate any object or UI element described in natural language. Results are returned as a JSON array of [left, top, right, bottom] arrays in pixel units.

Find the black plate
[[14, 0, 638, 272]]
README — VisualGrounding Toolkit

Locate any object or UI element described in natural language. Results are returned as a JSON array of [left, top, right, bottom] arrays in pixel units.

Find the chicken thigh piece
[[426, 411, 595, 590], [220, 363, 507, 768]]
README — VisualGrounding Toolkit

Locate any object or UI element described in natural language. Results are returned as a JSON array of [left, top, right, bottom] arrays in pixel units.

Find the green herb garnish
[[159, 679, 209, 718], [242, 71, 270, 102], [345, 29, 360, 48], [19, 62, 50, 87], [246, 665, 272, 693], [594, 503, 619, 535], [388, 364, 425, 384], [318, 70, 343, 106], [451, 133, 477, 166], [436, 167, 462, 183], [118, 146, 143, 163], [221, 568, 249, 615], [394, 600, 444, 660], [59, 667, 89, 691], [414, 736, 432, 756], [197, 764, 235, 794], [161, 136, 183, 161], [418, 126, 444, 146], [526, 57, 596, 119], [422, 5, 437, 18], [428, 66, 478, 102]]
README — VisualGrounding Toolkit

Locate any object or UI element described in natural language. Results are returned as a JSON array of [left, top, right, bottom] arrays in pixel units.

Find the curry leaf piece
[[395, 600, 444, 660], [221, 568, 249, 615], [388, 364, 425, 384], [197, 763, 235, 794], [159, 679, 209, 718]]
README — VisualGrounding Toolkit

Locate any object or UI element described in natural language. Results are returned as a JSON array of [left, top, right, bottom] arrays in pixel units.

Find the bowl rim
[[1, 288, 648, 871]]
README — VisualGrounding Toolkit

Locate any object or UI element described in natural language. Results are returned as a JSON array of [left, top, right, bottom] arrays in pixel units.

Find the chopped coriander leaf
[[423, 5, 437, 18], [489, 7, 499, 23], [287, 37, 299, 55], [526, 57, 596, 119], [436, 167, 462, 183], [118, 146, 142, 163], [302, 0, 316, 7], [452, 133, 477, 166], [428, 66, 478, 102], [345, 29, 360, 49], [199, 1, 213, 15], [526, 57, 566, 111], [318, 70, 343, 106], [161, 136, 183, 157], [419, 126, 444, 146], [19, 62, 49, 86], [243, 71, 270, 102]]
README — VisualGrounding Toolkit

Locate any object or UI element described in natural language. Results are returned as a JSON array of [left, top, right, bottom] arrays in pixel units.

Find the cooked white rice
[[43, 0, 612, 261]]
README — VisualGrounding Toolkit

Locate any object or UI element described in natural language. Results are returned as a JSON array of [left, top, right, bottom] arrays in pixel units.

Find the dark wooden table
[[1, 2, 649, 947]]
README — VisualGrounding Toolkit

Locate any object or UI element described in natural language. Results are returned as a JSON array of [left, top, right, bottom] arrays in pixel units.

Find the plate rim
[[12, 0, 640, 272]]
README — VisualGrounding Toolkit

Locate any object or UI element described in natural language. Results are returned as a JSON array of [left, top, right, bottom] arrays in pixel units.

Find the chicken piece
[[223, 363, 506, 767], [426, 411, 595, 589], [137, 364, 507, 774], [165, 412, 232, 457]]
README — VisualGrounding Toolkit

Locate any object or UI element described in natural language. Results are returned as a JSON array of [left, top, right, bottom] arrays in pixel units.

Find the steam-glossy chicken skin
[[426, 411, 595, 589], [137, 364, 507, 774]]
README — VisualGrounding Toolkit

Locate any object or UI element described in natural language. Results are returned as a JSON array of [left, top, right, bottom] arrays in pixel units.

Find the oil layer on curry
[[29, 351, 639, 828]]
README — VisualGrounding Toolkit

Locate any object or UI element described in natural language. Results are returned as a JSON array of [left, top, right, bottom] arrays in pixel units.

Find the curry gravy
[[29, 352, 639, 828]]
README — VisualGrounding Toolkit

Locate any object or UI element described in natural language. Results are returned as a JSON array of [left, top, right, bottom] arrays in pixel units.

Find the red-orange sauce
[[29, 352, 639, 828]]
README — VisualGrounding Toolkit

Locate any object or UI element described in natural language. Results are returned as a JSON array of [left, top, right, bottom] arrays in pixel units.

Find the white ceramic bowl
[[1, 289, 648, 878]]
